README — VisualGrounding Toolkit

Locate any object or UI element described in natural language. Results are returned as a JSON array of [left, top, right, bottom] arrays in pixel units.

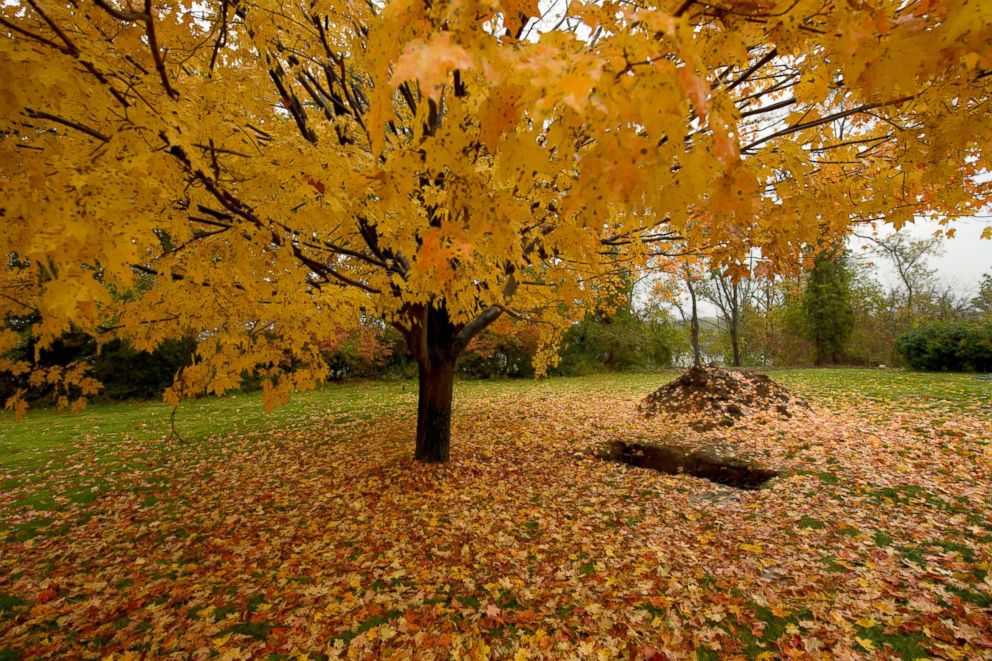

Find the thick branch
[[454, 306, 503, 352]]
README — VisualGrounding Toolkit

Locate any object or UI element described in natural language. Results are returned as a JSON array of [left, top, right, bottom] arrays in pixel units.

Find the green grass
[[768, 367, 990, 406], [854, 626, 928, 660], [2, 368, 987, 477], [2, 368, 987, 543], [0, 379, 419, 471], [3, 368, 987, 468]]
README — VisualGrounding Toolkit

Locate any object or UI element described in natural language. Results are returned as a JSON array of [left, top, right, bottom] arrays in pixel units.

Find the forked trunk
[[398, 301, 505, 463]]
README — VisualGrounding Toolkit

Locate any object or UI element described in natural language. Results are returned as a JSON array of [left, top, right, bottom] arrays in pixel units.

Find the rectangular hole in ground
[[598, 441, 778, 490]]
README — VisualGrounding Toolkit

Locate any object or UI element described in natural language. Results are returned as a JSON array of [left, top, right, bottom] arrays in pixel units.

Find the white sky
[[654, 215, 992, 320], [851, 217, 992, 295]]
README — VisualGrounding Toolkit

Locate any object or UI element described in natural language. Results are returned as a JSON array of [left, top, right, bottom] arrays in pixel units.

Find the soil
[[598, 440, 779, 490], [639, 366, 811, 431]]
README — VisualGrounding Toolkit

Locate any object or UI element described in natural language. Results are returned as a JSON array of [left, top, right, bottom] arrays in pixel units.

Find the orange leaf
[[391, 34, 473, 100]]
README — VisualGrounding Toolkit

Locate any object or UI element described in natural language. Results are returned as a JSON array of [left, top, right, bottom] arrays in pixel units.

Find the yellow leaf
[[678, 65, 709, 120], [856, 637, 876, 651], [499, 0, 539, 36]]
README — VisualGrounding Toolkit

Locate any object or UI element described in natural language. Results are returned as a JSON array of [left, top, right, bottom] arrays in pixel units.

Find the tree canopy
[[2, 0, 991, 458]]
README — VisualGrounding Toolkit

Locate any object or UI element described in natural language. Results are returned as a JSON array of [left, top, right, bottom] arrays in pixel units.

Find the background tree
[[557, 297, 677, 375], [971, 272, 992, 317], [844, 267, 899, 366], [699, 267, 759, 367], [668, 263, 704, 368], [742, 274, 805, 367], [2, 0, 992, 461], [857, 232, 944, 317], [800, 246, 855, 365], [458, 318, 542, 379]]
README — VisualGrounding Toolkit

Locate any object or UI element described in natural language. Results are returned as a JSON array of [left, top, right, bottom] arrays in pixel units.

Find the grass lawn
[[1, 368, 990, 659]]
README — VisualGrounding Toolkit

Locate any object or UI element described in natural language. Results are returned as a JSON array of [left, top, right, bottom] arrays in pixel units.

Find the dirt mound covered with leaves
[[639, 366, 811, 430]]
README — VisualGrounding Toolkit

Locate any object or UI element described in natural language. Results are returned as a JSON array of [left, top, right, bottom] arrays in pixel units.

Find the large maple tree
[[1, 0, 990, 461]]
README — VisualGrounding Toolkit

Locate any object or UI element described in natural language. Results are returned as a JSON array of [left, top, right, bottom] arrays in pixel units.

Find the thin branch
[[142, 0, 178, 98], [739, 96, 796, 118], [24, 108, 109, 141], [724, 48, 777, 92], [91, 0, 178, 98], [742, 96, 914, 153]]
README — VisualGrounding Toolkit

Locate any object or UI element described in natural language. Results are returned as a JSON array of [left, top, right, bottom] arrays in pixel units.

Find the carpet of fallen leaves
[[639, 367, 810, 431], [1, 373, 991, 660]]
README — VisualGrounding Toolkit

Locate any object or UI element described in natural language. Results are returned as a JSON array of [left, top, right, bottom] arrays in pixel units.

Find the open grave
[[599, 440, 779, 490]]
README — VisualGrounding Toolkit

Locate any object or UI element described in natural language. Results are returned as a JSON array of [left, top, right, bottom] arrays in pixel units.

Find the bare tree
[[747, 275, 792, 367], [699, 267, 760, 367], [973, 273, 992, 317], [684, 269, 702, 368], [856, 232, 943, 314]]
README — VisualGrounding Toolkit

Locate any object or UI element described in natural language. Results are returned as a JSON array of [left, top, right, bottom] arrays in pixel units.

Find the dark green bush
[[89, 337, 196, 400], [555, 310, 675, 376], [0, 329, 198, 404], [895, 321, 992, 372], [458, 330, 537, 378]]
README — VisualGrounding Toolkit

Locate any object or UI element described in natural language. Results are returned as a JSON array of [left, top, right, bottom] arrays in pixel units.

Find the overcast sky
[[653, 215, 992, 320], [852, 217, 992, 294]]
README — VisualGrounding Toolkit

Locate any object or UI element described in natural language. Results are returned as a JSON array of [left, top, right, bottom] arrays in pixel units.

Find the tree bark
[[686, 272, 702, 367], [415, 356, 455, 462], [729, 316, 742, 367], [398, 301, 505, 463]]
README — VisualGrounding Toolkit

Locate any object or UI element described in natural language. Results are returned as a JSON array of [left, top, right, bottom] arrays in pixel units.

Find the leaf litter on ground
[[0, 370, 990, 659], [639, 366, 812, 431]]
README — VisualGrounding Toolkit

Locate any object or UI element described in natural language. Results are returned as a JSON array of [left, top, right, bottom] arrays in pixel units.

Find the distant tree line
[[3, 232, 989, 407], [1, 280, 679, 404], [667, 232, 991, 371]]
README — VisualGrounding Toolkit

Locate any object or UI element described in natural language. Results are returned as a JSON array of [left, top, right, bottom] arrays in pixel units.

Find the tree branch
[[24, 108, 109, 141], [742, 95, 914, 153]]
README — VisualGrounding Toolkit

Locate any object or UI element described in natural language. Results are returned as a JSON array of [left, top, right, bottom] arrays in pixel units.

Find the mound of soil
[[639, 366, 810, 431]]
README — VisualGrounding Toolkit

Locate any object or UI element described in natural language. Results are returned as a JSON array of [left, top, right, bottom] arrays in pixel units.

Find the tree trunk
[[415, 357, 455, 462], [409, 306, 460, 463], [687, 275, 702, 367], [729, 317, 742, 367], [399, 301, 504, 463]]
